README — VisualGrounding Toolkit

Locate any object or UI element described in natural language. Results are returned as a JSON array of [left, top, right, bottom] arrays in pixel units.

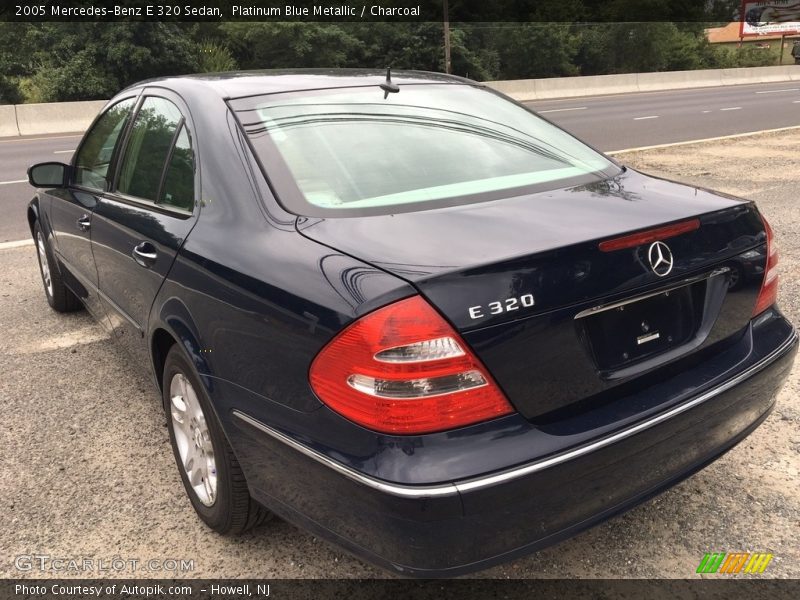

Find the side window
[[117, 97, 183, 202], [159, 125, 195, 212], [74, 98, 136, 190]]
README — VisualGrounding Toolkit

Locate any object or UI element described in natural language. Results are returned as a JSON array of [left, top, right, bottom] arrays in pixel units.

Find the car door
[[47, 96, 138, 323], [90, 91, 198, 367]]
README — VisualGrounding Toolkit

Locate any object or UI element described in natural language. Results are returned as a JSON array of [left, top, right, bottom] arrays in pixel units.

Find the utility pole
[[443, 0, 452, 74], [779, 34, 786, 65]]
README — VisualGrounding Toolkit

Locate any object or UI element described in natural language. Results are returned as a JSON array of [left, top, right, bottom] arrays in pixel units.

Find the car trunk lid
[[298, 169, 767, 418]]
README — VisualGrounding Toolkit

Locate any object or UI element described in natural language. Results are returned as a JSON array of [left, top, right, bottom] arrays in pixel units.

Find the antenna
[[379, 67, 399, 99]]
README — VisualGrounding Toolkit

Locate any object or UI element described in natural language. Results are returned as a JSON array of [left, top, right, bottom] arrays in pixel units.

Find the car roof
[[123, 69, 477, 99]]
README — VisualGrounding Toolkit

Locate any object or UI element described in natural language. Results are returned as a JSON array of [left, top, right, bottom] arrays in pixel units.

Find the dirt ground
[[1, 130, 798, 580]]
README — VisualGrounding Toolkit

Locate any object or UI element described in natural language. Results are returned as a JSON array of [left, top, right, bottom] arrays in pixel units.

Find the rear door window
[[113, 96, 195, 212], [159, 125, 194, 212]]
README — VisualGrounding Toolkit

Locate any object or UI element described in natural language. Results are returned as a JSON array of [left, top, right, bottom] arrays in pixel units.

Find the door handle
[[77, 214, 91, 231], [132, 241, 157, 268]]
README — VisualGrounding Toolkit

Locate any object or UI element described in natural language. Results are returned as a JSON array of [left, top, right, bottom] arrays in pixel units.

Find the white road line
[[0, 239, 33, 250], [53, 149, 74, 154], [0, 179, 27, 186], [633, 115, 659, 120], [538, 106, 587, 114], [755, 88, 799, 94], [720, 107, 742, 111], [794, 100, 800, 103], [607, 124, 800, 154], [702, 110, 711, 113]]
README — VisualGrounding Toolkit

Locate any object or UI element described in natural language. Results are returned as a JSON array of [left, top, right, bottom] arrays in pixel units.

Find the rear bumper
[[231, 313, 796, 576]]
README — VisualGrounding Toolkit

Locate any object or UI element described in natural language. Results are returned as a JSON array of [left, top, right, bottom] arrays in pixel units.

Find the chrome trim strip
[[455, 329, 796, 493], [637, 332, 660, 345], [231, 410, 459, 498], [573, 267, 730, 320], [232, 329, 796, 498]]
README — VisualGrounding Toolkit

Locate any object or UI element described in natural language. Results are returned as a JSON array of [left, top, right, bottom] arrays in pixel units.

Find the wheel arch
[[151, 328, 177, 392], [27, 205, 38, 234], [27, 196, 41, 235], [149, 297, 210, 392]]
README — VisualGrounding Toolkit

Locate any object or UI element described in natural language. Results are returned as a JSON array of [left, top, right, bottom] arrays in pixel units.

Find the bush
[[730, 46, 778, 67], [197, 39, 238, 73]]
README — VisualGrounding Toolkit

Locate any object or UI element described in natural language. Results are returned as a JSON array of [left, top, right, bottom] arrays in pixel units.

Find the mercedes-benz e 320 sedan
[[27, 70, 796, 576]]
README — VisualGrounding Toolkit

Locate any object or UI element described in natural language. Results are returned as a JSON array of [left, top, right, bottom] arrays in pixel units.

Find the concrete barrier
[[14, 100, 106, 136], [535, 73, 640, 99], [0, 105, 19, 137], [486, 65, 799, 101], [1, 65, 798, 138], [636, 69, 722, 92]]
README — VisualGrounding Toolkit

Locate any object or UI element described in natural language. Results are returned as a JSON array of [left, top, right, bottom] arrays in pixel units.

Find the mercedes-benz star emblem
[[647, 241, 674, 277]]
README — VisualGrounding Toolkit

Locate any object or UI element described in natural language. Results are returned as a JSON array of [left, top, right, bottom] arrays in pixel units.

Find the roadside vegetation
[[0, 0, 783, 104]]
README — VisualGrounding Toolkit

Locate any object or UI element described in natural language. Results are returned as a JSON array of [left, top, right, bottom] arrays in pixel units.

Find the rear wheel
[[163, 345, 271, 533], [33, 221, 82, 313]]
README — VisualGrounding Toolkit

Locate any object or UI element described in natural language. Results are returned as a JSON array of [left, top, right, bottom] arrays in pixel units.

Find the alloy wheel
[[169, 373, 218, 506], [36, 231, 53, 297]]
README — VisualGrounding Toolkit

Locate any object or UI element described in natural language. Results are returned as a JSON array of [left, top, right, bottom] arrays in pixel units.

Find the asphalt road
[[1, 81, 799, 244], [0, 133, 80, 243], [524, 80, 800, 151]]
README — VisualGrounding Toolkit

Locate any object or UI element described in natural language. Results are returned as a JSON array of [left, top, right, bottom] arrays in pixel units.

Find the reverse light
[[752, 214, 779, 317], [309, 296, 514, 434]]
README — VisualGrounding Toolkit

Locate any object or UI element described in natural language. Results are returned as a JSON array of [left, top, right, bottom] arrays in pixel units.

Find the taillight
[[598, 218, 700, 252], [309, 295, 514, 434], [752, 214, 779, 317]]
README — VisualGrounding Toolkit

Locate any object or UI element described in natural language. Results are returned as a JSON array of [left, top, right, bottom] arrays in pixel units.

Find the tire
[[162, 345, 271, 534], [33, 220, 82, 313]]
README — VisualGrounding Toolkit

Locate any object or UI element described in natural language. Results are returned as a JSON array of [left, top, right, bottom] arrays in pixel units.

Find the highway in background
[[0, 133, 81, 243], [524, 80, 800, 151], [1, 80, 799, 243]]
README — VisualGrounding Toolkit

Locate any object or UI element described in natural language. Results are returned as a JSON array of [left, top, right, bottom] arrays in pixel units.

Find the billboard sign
[[740, 1, 800, 36]]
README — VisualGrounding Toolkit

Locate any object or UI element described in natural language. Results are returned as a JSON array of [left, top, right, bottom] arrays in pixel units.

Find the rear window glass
[[230, 84, 619, 217]]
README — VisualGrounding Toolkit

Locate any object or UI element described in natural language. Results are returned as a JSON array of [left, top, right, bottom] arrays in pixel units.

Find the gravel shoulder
[[1, 130, 798, 579]]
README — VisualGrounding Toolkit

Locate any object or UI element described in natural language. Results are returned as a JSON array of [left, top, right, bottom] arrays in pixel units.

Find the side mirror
[[28, 162, 69, 188]]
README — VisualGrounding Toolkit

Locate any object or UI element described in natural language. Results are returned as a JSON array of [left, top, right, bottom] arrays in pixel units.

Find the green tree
[[348, 22, 495, 77], [0, 75, 21, 104], [577, 22, 722, 74], [6, 23, 198, 102], [221, 22, 363, 69], [493, 24, 580, 79]]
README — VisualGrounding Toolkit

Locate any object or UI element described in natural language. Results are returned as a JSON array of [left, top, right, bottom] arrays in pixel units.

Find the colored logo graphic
[[697, 552, 774, 574]]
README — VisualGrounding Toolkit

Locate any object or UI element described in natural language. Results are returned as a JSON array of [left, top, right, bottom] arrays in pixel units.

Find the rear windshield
[[230, 84, 619, 217]]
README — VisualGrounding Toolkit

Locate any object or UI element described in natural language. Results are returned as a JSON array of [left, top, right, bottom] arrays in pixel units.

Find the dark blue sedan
[[26, 70, 796, 576]]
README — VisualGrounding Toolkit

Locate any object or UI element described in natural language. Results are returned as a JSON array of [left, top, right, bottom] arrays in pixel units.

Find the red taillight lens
[[752, 215, 779, 317], [598, 218, 700, 252], [309, 296, 514, 434]]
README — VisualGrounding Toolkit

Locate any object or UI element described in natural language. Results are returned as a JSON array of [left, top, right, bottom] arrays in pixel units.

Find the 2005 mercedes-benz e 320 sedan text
[[27, 70, 796, 576]]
